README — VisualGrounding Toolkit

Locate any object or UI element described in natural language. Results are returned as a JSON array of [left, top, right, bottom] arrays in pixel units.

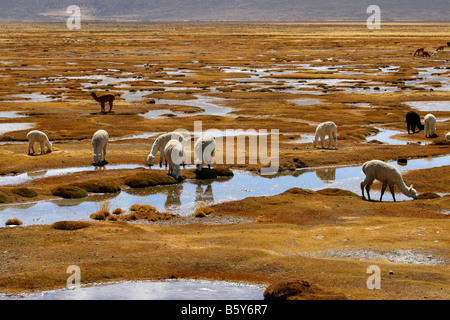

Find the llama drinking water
[[147, 132, 185, 167], [360, 160, 417, 202], [194, 134, 216, 171], [164, 139, 184, 179]]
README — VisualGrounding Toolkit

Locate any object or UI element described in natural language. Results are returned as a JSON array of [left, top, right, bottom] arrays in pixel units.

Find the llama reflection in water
[[315, 167, 336, 183], [195, 181, 214, 203], [164, 184, 183, 208]]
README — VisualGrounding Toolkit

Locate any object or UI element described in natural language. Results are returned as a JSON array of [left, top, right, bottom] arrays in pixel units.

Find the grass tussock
[[52, 186, 88, 199], [195, 168, 218, 179], [0, 192, 7, 203], [73, 180, 121, 194], [214, 166, 234, 177], [89, 203, 179, 222], [112, 208, 124, 215], [5, 218, 22, 226], [90, 210, 111, 220], [194, 206, 214, 218], [10, 187, 38, 198], [316, 188, 359, 197], [51, 221, 90, 230], [124, 172, 178, 188]]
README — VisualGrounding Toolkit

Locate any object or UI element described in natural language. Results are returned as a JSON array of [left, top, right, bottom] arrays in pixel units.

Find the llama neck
[[395, 176, 412, 197], [150, 140, 160, 156]]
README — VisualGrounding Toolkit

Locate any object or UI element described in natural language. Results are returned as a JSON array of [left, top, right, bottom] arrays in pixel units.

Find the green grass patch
[[52, 186, 88, 199], [73, 180, 121, 193], [124, 171, 177, 188], [10, 187, 38, 198]]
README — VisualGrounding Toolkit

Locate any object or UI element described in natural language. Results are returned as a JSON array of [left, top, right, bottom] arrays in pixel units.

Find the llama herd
[[21, 83, 448, 203], [413, 45, 446, 58], [26, 127, 216, 181], [24, 106, 447, 203]]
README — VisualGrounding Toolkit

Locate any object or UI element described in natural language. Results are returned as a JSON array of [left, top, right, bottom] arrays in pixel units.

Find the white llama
[[313, 121, 337, 149], [360, 160, 417, 202]]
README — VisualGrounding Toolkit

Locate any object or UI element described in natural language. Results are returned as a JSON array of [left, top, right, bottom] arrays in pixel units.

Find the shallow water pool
[[0, 156, 448, 226], [0, 279, 265, 300]]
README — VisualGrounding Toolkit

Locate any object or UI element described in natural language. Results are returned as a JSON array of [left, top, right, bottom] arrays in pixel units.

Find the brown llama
[[414, 48, 424, 56], [422, 51, 430, 58], [91, 92, 115, 113], [436, 46, 445, 51]]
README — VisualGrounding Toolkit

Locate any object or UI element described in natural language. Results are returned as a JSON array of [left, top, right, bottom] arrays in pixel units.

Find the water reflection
[[1, 279, 265, 300], [0, 156, 448, 226], [315, 167, 336, 183], [195, 181, 214, 203]]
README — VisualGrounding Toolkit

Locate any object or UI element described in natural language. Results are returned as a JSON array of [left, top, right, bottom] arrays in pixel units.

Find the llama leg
[[361, 177, 373, 200], [333, 132, 337, 149], [102, 146, 107, 162], [380, 182, 387, 202], [389, 184, 396, 202], [101, 102, 105, 113], [109, 100, 113, 112], [360, 181, 366, 199], [365, 184, 372, 201], [320, 135, 325, 148], [40, 142, 45, 154]]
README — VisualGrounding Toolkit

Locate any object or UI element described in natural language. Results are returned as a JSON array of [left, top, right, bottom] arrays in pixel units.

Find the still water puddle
[[0, 156, 448, 226], [365, 127, 428, 145], [405, 101, 449, 112], [141, 95, 234, 118], [0, 123, 34, 135], [1, 279, 265, 300]]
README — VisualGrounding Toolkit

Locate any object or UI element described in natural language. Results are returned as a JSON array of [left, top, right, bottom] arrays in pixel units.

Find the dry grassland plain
[[0, 22, 449, 300]]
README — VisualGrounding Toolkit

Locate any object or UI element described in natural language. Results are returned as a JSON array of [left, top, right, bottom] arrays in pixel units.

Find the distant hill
[[0, 0, 449, 22]]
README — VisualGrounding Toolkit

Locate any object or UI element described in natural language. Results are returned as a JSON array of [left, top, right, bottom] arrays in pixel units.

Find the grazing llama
[[422, 51, 431, 58], [424, 114, 437, 138], [92, 129, 109, 165], [436, 46, 445, 51], [147, 132, 185, 167], [194, 134, 216, 171], [27, 130, 52, 155], [164, 140, 184, 179], [313, 121, 337, 149], [91, 92, 115, 113], [405, 111, 424, 134], [361, 160, 417, 202], [414, 48, 425, 56]]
